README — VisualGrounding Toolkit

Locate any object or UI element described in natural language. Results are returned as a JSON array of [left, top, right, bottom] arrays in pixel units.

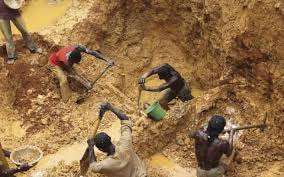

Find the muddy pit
[[0, 0, 284, 177]]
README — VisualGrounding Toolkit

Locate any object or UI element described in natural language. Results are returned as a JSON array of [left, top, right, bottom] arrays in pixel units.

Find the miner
[[190, 115, 236, 177], [138, 63, 193, 110], [48, 45, 113, 103], [0, 143, 32, 177], [87, 102, 147, 177], [0, 0, 42, 64]]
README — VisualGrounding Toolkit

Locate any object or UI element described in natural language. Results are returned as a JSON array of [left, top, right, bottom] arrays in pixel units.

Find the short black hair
[[94, 132, 112, 150], [207, 115, 226, 143], [68, 49, 81, 63], [158, 64, 172, 79]]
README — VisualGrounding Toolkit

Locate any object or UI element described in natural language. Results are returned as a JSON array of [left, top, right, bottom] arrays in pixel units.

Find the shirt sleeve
[[119, 120, 133, 146], [90, 156, 126, 173]]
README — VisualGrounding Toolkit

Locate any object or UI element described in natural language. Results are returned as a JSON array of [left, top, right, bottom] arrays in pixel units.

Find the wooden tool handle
[[223, 123, 266, 133], [137, 88, 143, 116], [92, 65, 112, 86], [93, 118, 101, 137]]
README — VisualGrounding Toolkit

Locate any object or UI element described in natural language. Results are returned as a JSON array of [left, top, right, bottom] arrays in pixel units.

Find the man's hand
[[108, 60, 114, 66], [99, 102, 111, 119], [100, 102, 111, 111], [85, 82, 93, 90], [18, 163, 32, 171], [76, 45, 87, 52], [87, 137, 95, 147], [138, 78, 145, 85]]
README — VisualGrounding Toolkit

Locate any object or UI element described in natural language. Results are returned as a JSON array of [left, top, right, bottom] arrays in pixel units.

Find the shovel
[[79, 117, 101, 176], [223, 114, 267, 133], [76, 64, 112, 104]]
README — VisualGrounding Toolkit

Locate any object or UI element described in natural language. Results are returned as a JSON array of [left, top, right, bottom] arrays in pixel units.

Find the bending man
[[87, 102, 147, 177], [190, 115, 236, 177], [139, 63, 193, 110], [0, 143, 31, 177], [49, 45, 113, 103]]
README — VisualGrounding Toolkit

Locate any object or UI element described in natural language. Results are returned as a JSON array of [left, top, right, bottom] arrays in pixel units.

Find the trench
[[0, 0, 283, 177]]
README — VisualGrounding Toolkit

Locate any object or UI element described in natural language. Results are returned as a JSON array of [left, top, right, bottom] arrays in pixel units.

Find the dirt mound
[[0, 0, 283, 177]]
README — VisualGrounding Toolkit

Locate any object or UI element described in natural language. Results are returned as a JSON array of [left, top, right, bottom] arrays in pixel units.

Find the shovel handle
[[137, 87, 143, 116], [93, 118, 101, 137], [92, 65, 112, 86], [223, 123, 267, 133]]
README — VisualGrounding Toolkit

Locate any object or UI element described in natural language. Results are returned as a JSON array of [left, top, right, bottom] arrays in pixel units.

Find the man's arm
[[3, 149, 10, 157], [87, 139, 97, 164], [100, 102, 132, 144], [58, 61, 74, 74], [224, 128, 235, 156], [75, 45, 114, 65], [139, 63, 169, 84], [59, 61, 92, 89], [139, 63, 174, 91], [107, 104, 129, 121], [189, 130, 208, 142], [144, 76, 178, 92], [0, 164, 31, 176]]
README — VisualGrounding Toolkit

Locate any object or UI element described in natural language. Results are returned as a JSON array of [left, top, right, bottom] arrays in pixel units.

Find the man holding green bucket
[[138, 63, 194, 110]]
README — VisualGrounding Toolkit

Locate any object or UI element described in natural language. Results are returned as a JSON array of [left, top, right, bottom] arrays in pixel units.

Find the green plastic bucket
[[144, 102, 166, 121]]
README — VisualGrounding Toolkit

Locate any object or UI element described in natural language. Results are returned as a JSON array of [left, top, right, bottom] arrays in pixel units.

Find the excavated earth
[[0, 0, 284, 177]]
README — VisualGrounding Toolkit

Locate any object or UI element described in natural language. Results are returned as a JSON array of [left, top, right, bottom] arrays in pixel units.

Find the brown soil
[[0, 0, 283, 177]]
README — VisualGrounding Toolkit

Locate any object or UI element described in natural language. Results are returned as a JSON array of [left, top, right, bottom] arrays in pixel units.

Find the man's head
[[94, 132, 114, 154], [158, 64, 172, 79], [68, 49, 81, 64], [207, 115, 226, 139]]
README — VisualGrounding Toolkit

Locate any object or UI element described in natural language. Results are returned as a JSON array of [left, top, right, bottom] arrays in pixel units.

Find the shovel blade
[[80, 148, 91, 176]]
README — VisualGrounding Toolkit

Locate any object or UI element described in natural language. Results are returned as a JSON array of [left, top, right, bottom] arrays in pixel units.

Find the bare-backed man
[[190, 115, 235, 177]]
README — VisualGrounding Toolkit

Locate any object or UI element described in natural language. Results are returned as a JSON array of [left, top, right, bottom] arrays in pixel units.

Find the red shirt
[[49, 46, 75, 66]]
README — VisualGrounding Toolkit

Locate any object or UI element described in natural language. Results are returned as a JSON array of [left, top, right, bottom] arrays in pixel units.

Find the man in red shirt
[[0, 0, 42, 64], [49, 45, 113, 103]]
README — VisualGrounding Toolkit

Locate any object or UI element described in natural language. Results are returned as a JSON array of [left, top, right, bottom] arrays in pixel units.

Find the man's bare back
[[190, 115, 235, 177], [192, 130, 231, 170]]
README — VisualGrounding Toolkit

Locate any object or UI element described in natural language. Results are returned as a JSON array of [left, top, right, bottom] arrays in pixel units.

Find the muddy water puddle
[[150, 153, 196, 177], [0, 0, 71, 39]]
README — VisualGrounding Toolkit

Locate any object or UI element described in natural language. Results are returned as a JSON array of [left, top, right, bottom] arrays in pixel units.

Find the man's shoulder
[[212, 138, 229, 148], [193, 130, 208, 142]]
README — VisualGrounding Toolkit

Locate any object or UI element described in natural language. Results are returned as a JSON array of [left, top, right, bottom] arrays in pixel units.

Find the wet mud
[[0, 0, 283, 177]]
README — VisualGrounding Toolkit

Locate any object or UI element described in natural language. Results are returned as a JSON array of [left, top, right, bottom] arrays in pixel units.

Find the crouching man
[[139, 63, 193, 110], [49, 45, 113, 102], [87, 102, 147, 177], [190, 115, 236, 177]]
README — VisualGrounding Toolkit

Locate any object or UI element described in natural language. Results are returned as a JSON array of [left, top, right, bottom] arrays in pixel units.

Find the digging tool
[[76, 64, 112, 104], [137, 87, 143, 116], [79, 117, 102, 176], [223, 114, 267, 133]]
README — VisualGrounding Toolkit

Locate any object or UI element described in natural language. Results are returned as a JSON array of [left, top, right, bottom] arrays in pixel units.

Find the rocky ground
[[0, 0, 283, 177]]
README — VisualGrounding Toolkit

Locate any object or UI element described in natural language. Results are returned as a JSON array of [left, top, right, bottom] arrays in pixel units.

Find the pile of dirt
[[0, 0, 283, 177]]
